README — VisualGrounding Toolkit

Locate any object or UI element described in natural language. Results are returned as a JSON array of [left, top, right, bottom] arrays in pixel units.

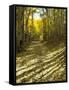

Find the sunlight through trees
[[16, 6, 67, 83]]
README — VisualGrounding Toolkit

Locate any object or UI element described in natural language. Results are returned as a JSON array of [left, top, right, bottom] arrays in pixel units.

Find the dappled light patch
[[16, 41, 66, 83]]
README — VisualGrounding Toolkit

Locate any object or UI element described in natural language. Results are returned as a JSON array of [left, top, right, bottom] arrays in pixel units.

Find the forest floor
[[16, 41, 66, 83]]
